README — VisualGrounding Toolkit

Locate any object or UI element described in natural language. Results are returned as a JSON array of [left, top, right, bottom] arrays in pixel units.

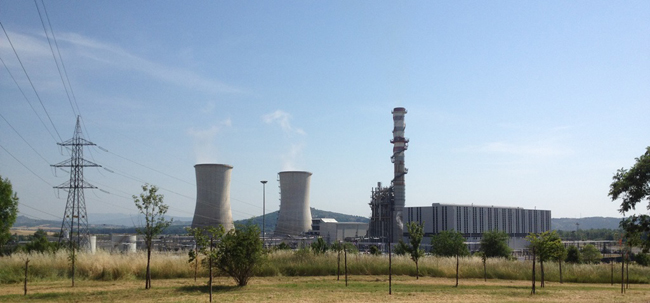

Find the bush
[[581, 244, 602, 264], [635, 253, 650, 266], [566, 245, 582, 264]]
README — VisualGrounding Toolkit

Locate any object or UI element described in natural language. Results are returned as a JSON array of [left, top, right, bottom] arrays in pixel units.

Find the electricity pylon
[[52, 116, 100, 249]]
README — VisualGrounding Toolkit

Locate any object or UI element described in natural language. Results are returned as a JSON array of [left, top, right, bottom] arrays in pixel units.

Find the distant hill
[[551, 217, 623, 231], [234, 207, 369, 232]]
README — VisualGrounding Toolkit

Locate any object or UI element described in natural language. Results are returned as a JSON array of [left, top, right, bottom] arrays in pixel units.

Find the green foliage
[[186, 226, 224, 264], [394, 240, 408, 256], [635, 252, 650, 266], [480, 230, 511, 259], [331, 241, 358, 254], [431, 230, 469, 257], [565, 245, 582, 264], [527, 231, 564, 262], [133, 184, 173, 249], [580, 244, 602, 264], [276, 242, 291, 250], [133, 184, 172, 289], [22, 229, 58, 254], [310, 237, 328, 255], [0, 175, 19, 255], [609, 147, 650, 250], [216, 224, 266, 286], [369, 245, 381, 256]]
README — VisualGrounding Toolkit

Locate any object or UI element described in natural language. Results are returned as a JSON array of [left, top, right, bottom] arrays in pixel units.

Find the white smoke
[[187, 119, 231, 163], [263, 110, 307, 170]]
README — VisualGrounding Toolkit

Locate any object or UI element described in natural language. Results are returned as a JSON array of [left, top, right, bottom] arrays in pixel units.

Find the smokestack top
[[194, 163, 233, 169], [392, 107, 407, 113]]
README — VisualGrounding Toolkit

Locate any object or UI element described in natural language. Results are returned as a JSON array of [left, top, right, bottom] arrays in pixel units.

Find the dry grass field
[[0, 275, 648, 303]]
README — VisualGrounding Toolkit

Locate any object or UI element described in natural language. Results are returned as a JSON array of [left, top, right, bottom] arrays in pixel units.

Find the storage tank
[[275, 171, 312, 236], [191, 164, 235, 231], [111, 234, 137, 253]]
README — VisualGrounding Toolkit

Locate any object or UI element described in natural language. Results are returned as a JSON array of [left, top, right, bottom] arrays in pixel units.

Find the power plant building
[[275, 171, 313, 236], [404, 203, 551, 250], [311, 218, 368, 244], [191, 164, 235, 231]]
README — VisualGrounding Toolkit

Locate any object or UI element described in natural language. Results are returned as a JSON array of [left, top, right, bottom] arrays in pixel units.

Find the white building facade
[[404, 203, 551, 251]]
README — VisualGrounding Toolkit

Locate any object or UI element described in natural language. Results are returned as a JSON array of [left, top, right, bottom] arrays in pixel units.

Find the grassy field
[[0, 276, 648, 303], [2, 250, 649, 302]]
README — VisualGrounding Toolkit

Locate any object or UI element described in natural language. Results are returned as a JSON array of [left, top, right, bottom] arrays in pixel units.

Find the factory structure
[[185, 106, 551, 251], [366, 107, 551, 250]]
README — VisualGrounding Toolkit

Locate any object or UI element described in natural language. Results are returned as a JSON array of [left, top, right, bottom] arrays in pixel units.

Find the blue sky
[[1, 1, 648, 223]]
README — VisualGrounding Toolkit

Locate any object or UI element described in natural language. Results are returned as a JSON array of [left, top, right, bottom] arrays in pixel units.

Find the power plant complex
[[188, 107, 550, 250]]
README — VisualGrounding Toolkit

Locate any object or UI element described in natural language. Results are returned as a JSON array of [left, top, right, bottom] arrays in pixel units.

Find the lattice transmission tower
[[52, 116, 101, 248]]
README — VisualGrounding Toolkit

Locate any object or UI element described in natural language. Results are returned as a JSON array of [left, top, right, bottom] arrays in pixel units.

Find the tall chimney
[[391, 107, 408, 242]]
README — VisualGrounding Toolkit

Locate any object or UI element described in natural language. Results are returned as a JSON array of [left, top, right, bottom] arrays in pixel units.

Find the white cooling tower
[[191, 164, 235, 231], [275, 171, 312, 236]]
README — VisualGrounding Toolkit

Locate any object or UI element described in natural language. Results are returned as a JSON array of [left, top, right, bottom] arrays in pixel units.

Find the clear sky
[[1, 1, 648, 224]]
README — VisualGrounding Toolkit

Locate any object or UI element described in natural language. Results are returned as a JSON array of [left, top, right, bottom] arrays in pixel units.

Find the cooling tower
[[391, 107, 408, 242], [191, 164, 235, 231], [275, 171, 312, 236]]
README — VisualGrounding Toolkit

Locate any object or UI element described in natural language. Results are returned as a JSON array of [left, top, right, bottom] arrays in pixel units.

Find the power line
[[0, 21, 63, 142], [0, 51, 58, 143], [0, 143, 53, 186], [0, 113, 52, 165], [33, 0, 77, 118]]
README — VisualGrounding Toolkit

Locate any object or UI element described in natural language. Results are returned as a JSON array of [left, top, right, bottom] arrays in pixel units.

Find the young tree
[[581, 244, 602, 264], [311, 237, 329, 255], [430, 230, 470, 257], [216, 224, 265, 287], [402, 221, 425, 279], [187, 226, 224, 302], [479, 230, 511, 281], [0, 175, 19, 255], [565, 245, 582, 264], [133, 184, 172, 290], [431, 230, 469, 287], [526, 231, 563, 287], [610, 147, 650, 250]]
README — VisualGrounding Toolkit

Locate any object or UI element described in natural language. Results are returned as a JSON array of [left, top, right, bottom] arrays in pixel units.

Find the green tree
[[0, 175, 19, 255], [23, 229, 58, 253], [431, 230, 469, 287], [581, 244, 602, 264], [134, 184, 172, 290], [216, 224, 265, 287], [369, 245, 381, 256], [635, 252, 650, 266], [565, 245, 582, 264], [401, 221, 425, 279], [527, 231, 563, 287], [479, 230, 511, 281], [187, 226, 224, 302], [431, 230, 469, 257], [311, 237, 329, 255], [609, 147, 650, 250]]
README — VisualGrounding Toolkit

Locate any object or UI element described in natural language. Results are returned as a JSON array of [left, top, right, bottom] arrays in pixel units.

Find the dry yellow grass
[[1, 276, 648, 303]]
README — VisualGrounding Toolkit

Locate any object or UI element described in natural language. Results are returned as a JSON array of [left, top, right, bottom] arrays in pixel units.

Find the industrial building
[[311, 218, 369, 244], [366, 107, 552, 251], [404, 203, 551, 250], [367, 107, 409, 243], [275, 171, 313, 237]]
